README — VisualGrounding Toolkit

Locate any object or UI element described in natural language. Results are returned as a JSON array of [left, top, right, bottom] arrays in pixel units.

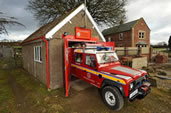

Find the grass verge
[[0, 69, 14, 113]]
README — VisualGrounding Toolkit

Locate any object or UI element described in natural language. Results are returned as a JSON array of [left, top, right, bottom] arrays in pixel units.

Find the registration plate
[[129, 89, 138, 98]]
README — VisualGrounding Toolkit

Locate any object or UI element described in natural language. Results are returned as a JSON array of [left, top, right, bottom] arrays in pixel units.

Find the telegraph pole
[[84, 0, 87, 28]]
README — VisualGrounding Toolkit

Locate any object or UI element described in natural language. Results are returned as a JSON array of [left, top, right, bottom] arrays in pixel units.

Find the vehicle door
[[83, 54, 98, 86], [71, 52, 84, 79]]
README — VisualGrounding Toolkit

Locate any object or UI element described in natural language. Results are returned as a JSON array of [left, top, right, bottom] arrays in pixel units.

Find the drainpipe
[[42, 36, 50, 89]]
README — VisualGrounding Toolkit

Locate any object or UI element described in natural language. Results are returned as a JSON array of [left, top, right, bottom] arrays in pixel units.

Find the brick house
[[21, 4, 105, 89], [102, 18, 150, 47]]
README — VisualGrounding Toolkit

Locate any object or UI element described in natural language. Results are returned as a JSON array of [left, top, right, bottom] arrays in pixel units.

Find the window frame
[[119, 33, 123, 40], [85, 54, 96, 68], [85, 55, 91, 66], [138, 31, 145, 39], [75, 53, 82, 63], [34, 46, 42, 63], [108, 37, 111, 42]]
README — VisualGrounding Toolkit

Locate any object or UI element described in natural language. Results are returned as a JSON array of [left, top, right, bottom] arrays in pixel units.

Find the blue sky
[[0, 0, 170, 44]]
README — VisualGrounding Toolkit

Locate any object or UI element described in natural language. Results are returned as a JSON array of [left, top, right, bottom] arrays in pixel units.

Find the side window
[[85, 55, 91, 65], [34, 46, 42, 62], [85, 55, 96, 67], [139, 31, 145, 39], [75, 53, 82, 63]]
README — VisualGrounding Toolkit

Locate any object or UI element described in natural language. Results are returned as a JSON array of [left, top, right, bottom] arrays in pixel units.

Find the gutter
[[21, 37, 42, 45], [42, 36, 50, 89]]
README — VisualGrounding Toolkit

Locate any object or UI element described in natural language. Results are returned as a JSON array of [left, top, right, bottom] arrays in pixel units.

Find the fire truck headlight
[[144, 74, 149, 80], [129, 83, 134, 90]]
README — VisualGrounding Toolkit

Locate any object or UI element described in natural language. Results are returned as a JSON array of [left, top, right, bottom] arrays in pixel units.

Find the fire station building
[[21, 4, 105, 89]]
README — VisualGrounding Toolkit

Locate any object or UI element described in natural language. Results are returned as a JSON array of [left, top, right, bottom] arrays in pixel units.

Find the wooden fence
[[115, 47, 151, 58]]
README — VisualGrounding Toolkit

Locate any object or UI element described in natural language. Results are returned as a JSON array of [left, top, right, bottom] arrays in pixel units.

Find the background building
[[103, 18, 150, 47]]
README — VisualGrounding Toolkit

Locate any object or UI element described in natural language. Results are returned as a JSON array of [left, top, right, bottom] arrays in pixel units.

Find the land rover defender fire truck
[[63, 27, 151, 110], [70, 43, 151, 110]]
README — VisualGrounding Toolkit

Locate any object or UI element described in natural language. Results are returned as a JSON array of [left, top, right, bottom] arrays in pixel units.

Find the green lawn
[[0, 58, 51, 113], [0, 62, 14, 112]]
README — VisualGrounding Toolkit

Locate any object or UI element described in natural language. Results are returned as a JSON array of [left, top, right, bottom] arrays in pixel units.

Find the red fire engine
[[63, 27, 151, 110]]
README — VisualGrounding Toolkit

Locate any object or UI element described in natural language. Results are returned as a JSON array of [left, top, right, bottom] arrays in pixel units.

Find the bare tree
[[27, 0, 127, 26], [0, 11, 24, 35]]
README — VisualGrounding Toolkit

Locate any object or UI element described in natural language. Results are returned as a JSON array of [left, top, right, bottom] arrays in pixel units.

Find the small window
[[119, 33, 123, 40], [75, 53, 82, 63], [139, 31, 145, 39], [34, 46, 42, 62], [108, 37, 111, 42]]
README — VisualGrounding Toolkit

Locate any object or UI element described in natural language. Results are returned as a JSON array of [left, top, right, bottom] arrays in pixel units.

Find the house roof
[[23, 4, 105, 43], [102, 19, 139, 36]]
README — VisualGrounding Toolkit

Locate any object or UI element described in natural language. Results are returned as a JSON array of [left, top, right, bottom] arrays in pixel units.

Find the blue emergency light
[[96, 46, 110, 51]]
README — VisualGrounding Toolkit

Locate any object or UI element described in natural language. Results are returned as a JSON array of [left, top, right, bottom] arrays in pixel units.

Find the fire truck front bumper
[[129, 82, 151, 101]]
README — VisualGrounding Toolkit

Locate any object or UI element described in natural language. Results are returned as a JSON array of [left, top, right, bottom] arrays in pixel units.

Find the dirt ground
[[0, 58, 171, 113]]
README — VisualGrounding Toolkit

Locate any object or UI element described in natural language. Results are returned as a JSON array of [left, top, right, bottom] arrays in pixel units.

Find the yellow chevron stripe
[[71, 64, 126, 85], [100, 73, 126, 84]]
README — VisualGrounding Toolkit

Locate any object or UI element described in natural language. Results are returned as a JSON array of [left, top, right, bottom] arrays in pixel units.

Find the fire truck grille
[[134, 76, 145, 89]]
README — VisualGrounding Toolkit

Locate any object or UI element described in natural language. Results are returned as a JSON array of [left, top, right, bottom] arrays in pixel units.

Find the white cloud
[[1, 0, 171, 45], [0, 32, 30, 41], [0, 0, 39, 41], [8, 34, 29, 41]]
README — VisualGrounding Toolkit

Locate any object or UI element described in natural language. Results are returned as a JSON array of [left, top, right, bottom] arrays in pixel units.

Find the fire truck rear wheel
[[102, 86, 124, 110]]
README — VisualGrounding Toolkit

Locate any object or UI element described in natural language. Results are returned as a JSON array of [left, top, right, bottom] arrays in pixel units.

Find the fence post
[[125, 47, 128, 56], [138, 47, 142, 56], [149, 47, 153, 60]]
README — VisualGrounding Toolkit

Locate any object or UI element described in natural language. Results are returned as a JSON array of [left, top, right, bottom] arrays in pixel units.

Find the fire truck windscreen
[[96, 52, 119, 64]]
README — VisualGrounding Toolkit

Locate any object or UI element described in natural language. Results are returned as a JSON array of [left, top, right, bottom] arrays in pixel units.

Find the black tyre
[[101, 86, 124, 111]]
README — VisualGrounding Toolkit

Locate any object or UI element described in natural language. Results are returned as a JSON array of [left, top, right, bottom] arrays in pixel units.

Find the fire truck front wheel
[[102, 86, 124, 110]]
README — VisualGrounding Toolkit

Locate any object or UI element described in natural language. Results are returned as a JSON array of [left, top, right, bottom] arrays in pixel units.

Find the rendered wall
[[52, 10, 101, 41], [48, 39, 64, 89], [22, 41, 47, 85]]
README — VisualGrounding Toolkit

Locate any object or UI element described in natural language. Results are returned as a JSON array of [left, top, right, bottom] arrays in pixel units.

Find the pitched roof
[[23, 4, 105, 43], [102, 19, 139, 36], [23, 7, 78, 43]]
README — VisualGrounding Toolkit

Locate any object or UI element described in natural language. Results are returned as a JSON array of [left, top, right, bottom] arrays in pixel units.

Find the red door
[[83, 54, 98, 87], [71, 53, 84, 78]]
